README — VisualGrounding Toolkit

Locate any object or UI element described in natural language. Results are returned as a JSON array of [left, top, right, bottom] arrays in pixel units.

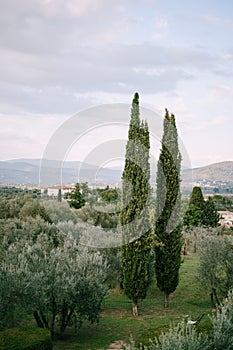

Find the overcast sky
[[0, 0, 232, 168]]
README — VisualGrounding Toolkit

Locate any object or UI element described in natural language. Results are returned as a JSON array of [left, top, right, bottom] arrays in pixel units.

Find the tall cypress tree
[[120, 92, 152, 316], [155, 109, 182, 308]]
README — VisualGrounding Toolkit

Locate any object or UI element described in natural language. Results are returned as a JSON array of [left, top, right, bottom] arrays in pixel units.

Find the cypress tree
[[57, 188, 62, 202], [155, 109, 182, 308], [120, 92, 152, 316], [189, 186, 205, 209], [203, 197, 220, 228], [183, 186, 204, 228], [67, 183, 85, 209], [183, 187, 219, 228]]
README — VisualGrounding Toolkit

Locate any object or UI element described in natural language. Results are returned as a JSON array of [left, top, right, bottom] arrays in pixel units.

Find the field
[[53, 254, 212, 350]]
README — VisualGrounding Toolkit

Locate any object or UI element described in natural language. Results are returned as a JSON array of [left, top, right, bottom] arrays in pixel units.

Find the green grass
[[53, 254, 213, 349]]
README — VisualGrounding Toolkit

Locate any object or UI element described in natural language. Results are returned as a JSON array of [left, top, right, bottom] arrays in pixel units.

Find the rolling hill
[[182, 161, 233, 184], [0, 159, 232, 188]]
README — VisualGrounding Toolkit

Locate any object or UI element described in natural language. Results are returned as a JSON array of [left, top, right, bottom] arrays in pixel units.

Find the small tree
[[183, 204, 203, 228], [189, 186, 205, 209], [99, 188, 119, 203], [184, 188, 220, 228], [19, 199, 52, 223], [203, 197, 220, 228], [197, 235, 233, 307], [183, 187, 205, 228], [1, 231, 107, 337], [57, 188, 62, 202], [67, 183, 85, 209]]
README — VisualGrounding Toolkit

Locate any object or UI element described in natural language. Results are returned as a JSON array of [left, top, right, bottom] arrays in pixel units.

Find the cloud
[[152, 33, 163, 40], [201, 14, 233, 29], [0, 0, 226, 117], [0, 44, 215, 89], [186, 115, 229, 132], [156, 18, 168, 28], [207, 84, 233, 103], [0, 112, 69, 160]]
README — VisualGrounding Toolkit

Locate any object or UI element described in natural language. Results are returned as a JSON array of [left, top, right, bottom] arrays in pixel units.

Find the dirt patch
[[108, 340, 125, 349]]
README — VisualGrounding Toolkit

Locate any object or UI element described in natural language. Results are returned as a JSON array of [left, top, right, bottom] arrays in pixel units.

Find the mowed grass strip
[[53, 254, 212, 350]]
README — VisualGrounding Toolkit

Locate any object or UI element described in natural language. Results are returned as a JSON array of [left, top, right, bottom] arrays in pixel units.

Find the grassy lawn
[[53, 254, 213, 350]]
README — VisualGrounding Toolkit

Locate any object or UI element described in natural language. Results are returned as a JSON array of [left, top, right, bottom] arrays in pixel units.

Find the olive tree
[[197, 235, 233, 307], [1, 223, 107, 337]]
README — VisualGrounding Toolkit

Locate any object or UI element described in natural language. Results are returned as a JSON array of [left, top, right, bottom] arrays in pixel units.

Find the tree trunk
[[183, 238, 188, 255], [164, 292, 169, 308], [50, 312, 56, 338], [59, 304, 68, 336], [50, 295, 57, 338], [193, 242, 197, 253], [33, 311, 44, 328], [40, 311, 49, 330], [210, 291, 214, 308], [213, 288, 220, 305], [132, 302, 138, 316], [59, 307, 75, 336]]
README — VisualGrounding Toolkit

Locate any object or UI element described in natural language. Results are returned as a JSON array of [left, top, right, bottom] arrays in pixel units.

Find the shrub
[[0, 327, 52, 350], [124, 321, 207, 350], [208, 290, 233, 349]]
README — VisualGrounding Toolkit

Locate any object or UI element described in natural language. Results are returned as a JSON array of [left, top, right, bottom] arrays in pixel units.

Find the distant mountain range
[[0, 159, 233, 188], [182, 161, 233, 184], [0, 159, 122, 186]]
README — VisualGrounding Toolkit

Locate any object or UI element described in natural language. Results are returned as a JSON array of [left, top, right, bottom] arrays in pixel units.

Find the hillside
[[0, 159, 233, 188], [182, 161, 233, 184], [0, 159, 122, 186]]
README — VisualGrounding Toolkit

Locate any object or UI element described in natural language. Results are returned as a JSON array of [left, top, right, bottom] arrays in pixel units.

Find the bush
[[124, 321, 207, 350], [208, 290, 233, 349], [0, 327, 53, 350]]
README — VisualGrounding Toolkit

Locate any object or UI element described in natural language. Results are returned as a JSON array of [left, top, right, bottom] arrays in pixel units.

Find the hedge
[[0, 327, 53, 350]]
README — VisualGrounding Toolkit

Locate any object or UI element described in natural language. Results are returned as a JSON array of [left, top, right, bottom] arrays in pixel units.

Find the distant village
[[1, 181, 233, 229]]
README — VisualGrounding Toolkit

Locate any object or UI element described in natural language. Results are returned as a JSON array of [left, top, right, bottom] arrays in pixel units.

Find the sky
[[0, 0, 233, 168]]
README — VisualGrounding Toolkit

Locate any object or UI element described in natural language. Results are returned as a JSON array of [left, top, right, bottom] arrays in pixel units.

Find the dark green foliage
[[203, 197, 220, 227], [76, 205, 119, 228], [120, 92, 152, 315], [183, 204, 203, 227], [189, 186, 205, 209], [20, 200, 52, 223], [67, 183, 85, 209], [57, 189, 62, 202], [0, 327, 52, 350], [212, 195, 233, 211], [99, 187, 119, 203], [155, 109, 182, 308], [184, 187, 220, 228], [0, 270, 20, 330], [183, 187, 205, 228]]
